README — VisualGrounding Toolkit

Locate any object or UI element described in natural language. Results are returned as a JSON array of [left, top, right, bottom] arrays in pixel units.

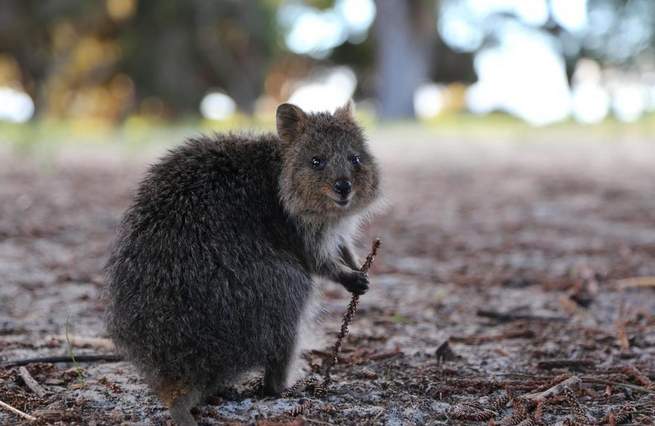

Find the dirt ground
[[1, 129, 654, 425]]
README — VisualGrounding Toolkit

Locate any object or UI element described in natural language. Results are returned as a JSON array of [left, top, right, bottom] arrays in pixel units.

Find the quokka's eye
[[311, 157, 326, 170], [350, 155, 361, 166]]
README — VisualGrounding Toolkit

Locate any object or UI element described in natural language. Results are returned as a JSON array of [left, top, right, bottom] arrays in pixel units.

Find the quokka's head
[[276, 102, 380, 221]]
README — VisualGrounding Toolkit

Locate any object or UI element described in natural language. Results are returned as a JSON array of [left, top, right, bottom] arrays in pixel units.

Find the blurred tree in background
[[123, 1, 278, 115], [0, 0, 279, 119], [374, 0, 437, 119], [0, 0, 654, 124]]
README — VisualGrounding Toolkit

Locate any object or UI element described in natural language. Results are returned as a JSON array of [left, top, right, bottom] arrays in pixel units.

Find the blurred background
[[1, 0, 655, 134]]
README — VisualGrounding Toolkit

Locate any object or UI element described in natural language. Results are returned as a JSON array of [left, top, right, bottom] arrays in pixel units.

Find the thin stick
[[305, 418, 335, 426], [476, 309, 567, 323], [18, 367, 47, 398], [0, 399, 37, 422], [46, 335, 114, 351], [320, 238, 381, 390], [537, 359, 595, 370], [282, 238, 382, 398], [615, 276, 655, 289], [1, 354, 123, 368], [522, 376, 581, 402], [583, 378, 654, 394]]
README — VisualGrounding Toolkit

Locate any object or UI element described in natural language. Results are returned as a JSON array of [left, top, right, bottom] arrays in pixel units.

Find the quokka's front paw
[[339, 270, 369, 295]]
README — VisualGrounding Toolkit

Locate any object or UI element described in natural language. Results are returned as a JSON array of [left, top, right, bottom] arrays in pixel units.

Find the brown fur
[[105, 102, 380, 425], [277, 102, 379, 224]]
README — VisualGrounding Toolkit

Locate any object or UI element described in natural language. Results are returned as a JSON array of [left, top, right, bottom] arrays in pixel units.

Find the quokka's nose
[[333, 179, 352, 197]]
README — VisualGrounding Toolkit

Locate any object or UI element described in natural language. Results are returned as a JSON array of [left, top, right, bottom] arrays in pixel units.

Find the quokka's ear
[[276, 103, 307, 143], [334, 100, 355, 121]]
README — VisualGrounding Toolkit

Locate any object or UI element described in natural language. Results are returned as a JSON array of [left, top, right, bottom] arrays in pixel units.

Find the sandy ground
[[1, 128, 655, 425]]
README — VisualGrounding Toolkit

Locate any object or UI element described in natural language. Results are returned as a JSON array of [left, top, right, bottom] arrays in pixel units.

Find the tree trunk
[[374, 0, 437, 119]]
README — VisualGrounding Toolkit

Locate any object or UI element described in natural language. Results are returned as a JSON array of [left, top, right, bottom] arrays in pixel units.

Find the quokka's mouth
[[326, 193, 353, 208]]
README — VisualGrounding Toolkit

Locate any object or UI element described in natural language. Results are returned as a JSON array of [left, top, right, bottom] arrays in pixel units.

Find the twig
[[282, 239, 382, 398], [0, 399, 37, 422], [582, 377, 654, 394], [615, 276, 655, 289], [305, 418, 335, 426], [451, 328, 536, 344], [18, 367, 47, 398], [319, 238, 381, 391], [1, 354, 123, 368], [45, 335, 114, 351], [537, 359, 595, 370], [476, 309, 567, 323], [522, 376, 581, 402]]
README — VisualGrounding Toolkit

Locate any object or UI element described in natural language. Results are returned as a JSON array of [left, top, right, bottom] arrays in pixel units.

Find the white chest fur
[[302, 215, 361, 268]]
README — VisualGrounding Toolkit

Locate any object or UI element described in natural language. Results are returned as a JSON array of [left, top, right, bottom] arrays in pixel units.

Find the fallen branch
[[615, 276, 655, 290], [522, 376, 581, 402], [476, 309, 567, 323], [18, 367, 47, 398], [0, 399, 36, 422], [1, 354, 123, 368], [451, 328, 535, 344], [537, 359, 595, 370]]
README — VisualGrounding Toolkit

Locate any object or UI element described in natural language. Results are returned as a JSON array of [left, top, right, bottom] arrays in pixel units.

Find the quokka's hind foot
[[263, 347, 294, 396], [158, 384, 202, 426]]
